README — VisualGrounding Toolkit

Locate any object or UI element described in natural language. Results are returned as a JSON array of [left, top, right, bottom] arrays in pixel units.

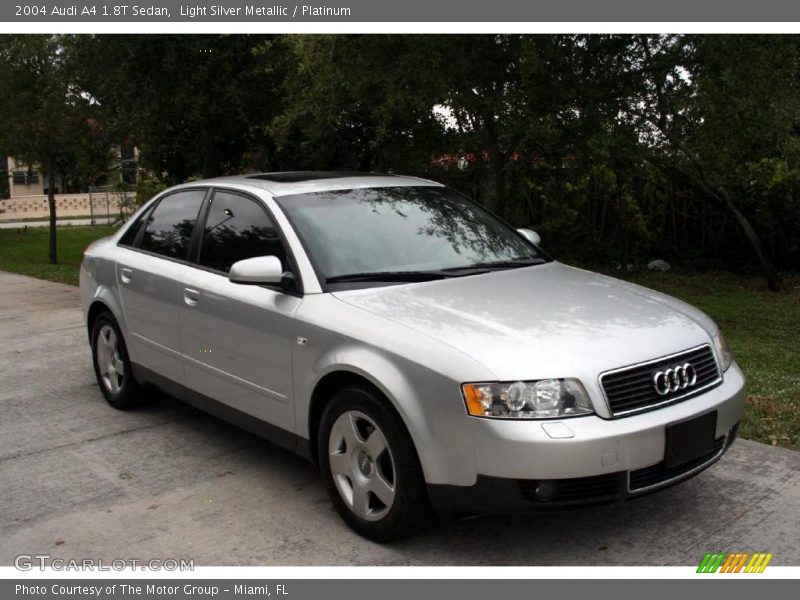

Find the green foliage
[[265, 35, 449, 173], [3, 34, 800, 276], [71, 34, 282, 180], [618, 35, 800, 282], [0, 36, 111, 185], [135, 176, 169, 207], [0, 35, 115, 262]]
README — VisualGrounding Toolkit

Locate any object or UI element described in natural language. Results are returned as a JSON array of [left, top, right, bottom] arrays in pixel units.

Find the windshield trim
[[274, 185, 553, 292]]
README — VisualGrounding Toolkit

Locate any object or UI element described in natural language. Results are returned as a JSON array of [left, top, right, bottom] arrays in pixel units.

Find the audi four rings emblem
[[652, 363, 697, 395]]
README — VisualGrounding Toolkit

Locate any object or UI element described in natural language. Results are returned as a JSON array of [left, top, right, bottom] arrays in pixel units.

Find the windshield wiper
[[326, 271, 448, 284], [325, 267, 493, 284], [443, 257, 546, 272], [326, 260, 544, 284]]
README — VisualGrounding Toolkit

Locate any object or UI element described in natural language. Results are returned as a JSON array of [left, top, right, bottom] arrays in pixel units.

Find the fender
[[81, 257, 129, 344], [296, 343, 480, 486]]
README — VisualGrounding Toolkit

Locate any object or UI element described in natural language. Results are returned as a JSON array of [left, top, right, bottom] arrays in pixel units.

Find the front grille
[[600, 345, 722, 417], [519, 473, 621, 504], [629, 435, 726, 491]]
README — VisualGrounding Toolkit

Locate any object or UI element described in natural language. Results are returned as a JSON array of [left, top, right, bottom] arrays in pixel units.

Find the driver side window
[[197, 190, 288, 274]]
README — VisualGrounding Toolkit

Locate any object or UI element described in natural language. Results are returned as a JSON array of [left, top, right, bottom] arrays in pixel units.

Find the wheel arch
[[297, 341, 478, 486], [87, 299, 113, 341], [85, 288, 126, 343], [308, 370, 399, 464]]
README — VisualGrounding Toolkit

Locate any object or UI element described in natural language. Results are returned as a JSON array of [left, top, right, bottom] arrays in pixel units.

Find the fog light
[[535, 480, 560, 500]]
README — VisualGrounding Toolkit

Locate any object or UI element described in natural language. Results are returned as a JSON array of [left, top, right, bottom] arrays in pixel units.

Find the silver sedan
[[80, 172, 746, 541]]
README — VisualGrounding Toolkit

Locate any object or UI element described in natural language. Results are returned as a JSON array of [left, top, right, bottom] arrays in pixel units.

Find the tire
[[318, 384, 433, 542], [90, 310, 145, 410]]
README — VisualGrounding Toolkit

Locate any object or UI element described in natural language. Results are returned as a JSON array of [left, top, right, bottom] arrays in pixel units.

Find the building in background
[[1, 146, 138, 200], [4, 156, 46, 198], [0, 148, 139, 222]]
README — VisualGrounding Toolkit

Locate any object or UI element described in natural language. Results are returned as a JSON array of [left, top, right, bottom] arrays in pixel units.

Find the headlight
[[713, 330, 734, 372], [462, 378, 594, 419]]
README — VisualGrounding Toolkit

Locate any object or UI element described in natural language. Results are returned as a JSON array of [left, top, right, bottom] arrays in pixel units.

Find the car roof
[[191, 171, 443, 197]]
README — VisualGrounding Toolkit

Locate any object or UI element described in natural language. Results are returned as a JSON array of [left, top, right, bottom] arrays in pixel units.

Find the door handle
[[120, 268, 133, 284], [184, 288, 200, 307]]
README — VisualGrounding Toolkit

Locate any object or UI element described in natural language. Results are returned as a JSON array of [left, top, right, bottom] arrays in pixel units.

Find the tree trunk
[[47, 165, 57, 264], [715, 186, 783, 292], [358, 144, 374, 172], [201, 135, 220, 179], [483, 144, 506, 216], [649, 156, 784, 292]]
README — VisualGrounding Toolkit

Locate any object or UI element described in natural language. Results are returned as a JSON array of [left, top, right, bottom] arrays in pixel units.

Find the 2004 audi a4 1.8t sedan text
[[80, 172, 745, 541]]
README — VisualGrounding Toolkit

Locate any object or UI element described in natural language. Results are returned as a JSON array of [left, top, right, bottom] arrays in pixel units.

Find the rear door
[[179, 189, 301, 432], [116, 188, 207, 389]]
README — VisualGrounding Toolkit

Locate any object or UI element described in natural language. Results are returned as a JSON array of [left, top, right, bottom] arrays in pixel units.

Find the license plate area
[[664, 411, 717, 468]]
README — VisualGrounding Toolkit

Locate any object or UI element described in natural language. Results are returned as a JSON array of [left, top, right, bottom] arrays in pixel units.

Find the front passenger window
[[198, 191, 288, 273]]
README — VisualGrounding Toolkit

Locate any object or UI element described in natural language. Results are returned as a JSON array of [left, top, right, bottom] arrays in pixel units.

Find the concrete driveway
[[1, 270, 798, 566]]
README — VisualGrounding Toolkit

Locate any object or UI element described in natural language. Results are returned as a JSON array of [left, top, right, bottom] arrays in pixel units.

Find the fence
[[0, 187, 136, 223]]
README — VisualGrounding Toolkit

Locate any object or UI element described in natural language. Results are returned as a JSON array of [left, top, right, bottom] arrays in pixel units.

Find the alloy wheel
[[96, 324, 125, 395], [328, 410, 397, 521]]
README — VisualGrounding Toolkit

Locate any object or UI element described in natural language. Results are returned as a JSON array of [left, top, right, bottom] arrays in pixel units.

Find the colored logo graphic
[[697, 552, 773, 573]]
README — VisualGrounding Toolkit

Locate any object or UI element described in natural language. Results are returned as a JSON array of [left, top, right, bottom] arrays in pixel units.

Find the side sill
[[131, 363, 313, 462]]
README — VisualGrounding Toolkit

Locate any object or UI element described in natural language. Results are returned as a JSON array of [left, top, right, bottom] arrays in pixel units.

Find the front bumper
[[428, 362, 746, 513], [428, 422, 737, 513]]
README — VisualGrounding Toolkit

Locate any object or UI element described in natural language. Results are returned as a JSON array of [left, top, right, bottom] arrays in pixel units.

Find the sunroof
[[247, 171, 391, 183]]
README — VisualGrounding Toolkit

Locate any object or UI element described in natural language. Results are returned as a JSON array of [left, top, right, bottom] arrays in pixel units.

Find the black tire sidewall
[[318, 384, 431, 542]]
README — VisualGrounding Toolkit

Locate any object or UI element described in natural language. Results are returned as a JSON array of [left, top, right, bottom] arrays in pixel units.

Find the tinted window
[[140, 190, 206, 259], [198, 191, 287, 273], [118, 212, 146, 246]]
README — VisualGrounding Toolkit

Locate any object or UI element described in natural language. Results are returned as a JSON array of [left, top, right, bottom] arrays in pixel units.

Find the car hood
[[331, 262, 716, 381]]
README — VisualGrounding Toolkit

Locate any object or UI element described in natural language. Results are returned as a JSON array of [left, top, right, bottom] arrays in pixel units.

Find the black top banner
[[3, 0, 800, 22]]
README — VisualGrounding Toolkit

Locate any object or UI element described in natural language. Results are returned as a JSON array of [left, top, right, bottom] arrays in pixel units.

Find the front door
[[179, 189, 300, 432]]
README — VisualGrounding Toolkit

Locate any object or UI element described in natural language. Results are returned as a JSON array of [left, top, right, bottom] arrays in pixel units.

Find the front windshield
[[274, 186, 545, 281]]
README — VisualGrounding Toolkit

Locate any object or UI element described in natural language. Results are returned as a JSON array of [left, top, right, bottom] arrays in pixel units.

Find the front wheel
[[318, 385, 432, 541]]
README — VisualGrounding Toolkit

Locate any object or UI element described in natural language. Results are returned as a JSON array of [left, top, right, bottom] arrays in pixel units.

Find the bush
[[135, 176, 169, 207]]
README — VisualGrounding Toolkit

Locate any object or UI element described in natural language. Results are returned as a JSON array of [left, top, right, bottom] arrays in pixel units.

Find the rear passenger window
[[140, 190, 206, 260], [118, 212, 145, 247], [198, 191, 288, 273]]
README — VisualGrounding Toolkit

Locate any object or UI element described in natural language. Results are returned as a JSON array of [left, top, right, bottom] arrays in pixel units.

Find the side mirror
[[517, 228, 541, 246], [229, 256, 284, 285]]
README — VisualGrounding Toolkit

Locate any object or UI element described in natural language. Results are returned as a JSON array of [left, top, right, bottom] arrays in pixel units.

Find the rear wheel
[[318, 384, 432, 541], [91, 311, 144, 409]]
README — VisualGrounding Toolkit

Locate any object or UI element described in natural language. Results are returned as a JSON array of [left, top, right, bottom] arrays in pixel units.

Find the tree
[[623, 35, 800, 290], [0, 35, 107, 263], [267, 35, 448, 173], [262, 34, 800, 283], [72, 35, 282, 181], [5, 33, 789, 280]]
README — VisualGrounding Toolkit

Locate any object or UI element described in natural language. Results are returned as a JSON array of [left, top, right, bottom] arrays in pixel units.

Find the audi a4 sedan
[[80, 172, 745, 541]]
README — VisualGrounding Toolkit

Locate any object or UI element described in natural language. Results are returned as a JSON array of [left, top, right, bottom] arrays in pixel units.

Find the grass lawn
[[0, 224, 117, 286], [1, 224, 798, 450]]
